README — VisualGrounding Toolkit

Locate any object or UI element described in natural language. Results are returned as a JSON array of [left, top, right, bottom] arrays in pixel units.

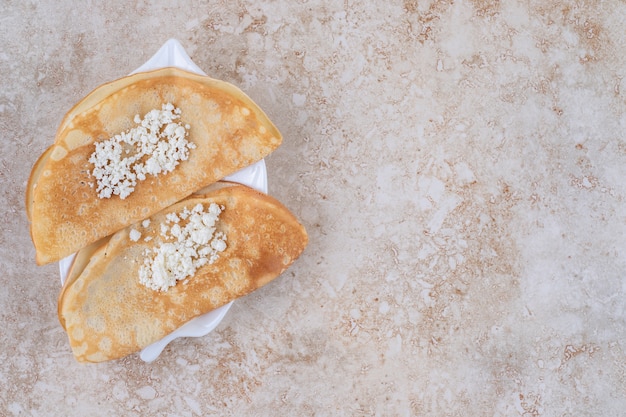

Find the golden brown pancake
[[58, 183, 308, 363], [27, 67, 282, 265]]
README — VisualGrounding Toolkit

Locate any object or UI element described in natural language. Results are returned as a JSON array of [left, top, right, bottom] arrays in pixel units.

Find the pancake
[[27, 67, 282, 265], [58, 183, 308, 363]]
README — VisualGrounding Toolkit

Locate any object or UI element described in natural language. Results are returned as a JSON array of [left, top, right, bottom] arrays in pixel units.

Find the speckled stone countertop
[[2, 1, 626, 415]]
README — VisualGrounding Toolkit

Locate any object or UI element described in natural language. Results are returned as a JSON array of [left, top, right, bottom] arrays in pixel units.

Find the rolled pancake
[[27, 67, 282, 265], [58, 183, 308, 363]]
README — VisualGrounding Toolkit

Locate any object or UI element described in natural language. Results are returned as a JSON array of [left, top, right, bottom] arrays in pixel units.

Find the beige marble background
[[2, 0, 626, 415]]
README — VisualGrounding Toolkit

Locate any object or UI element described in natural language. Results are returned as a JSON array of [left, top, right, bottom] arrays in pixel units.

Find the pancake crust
[[58, 183, 307, 363], [27, 67, 282, 265]]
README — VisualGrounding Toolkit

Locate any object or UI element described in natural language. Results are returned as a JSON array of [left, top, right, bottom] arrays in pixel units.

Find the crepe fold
[[27, 67, 282, 265], [58, 183, 308, 363]]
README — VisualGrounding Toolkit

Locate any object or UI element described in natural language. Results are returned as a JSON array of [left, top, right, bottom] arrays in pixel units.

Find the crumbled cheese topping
[[138, 203, 227, 292], [129, 228, 142, 242], [88, 103, 195, 199]]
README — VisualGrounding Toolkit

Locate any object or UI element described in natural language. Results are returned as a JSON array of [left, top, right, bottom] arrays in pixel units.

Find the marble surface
[[2, 0, 626, 415]]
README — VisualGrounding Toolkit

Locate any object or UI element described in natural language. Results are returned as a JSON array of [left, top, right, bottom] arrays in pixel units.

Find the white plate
[[58, 39, 268, 362]]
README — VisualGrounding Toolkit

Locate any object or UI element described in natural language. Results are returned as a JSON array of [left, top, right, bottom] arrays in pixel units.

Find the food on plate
[[27, 67, 282, 265], [58, 183, 308, 363]]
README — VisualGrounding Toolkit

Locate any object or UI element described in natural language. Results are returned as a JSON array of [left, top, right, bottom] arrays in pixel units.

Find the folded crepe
[[27, 67, 282, 265], [58, 183, 308, 363]]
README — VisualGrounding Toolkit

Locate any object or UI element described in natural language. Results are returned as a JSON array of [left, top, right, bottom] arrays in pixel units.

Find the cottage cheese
[[139, 203, 227, 291], [88, 103, 195, 199]]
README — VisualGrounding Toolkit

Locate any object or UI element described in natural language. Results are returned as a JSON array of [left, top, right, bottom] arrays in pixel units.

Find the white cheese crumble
[[129, 229, 142, 242], [88, 103, 195, 199], [138, 203, 227, 292]]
